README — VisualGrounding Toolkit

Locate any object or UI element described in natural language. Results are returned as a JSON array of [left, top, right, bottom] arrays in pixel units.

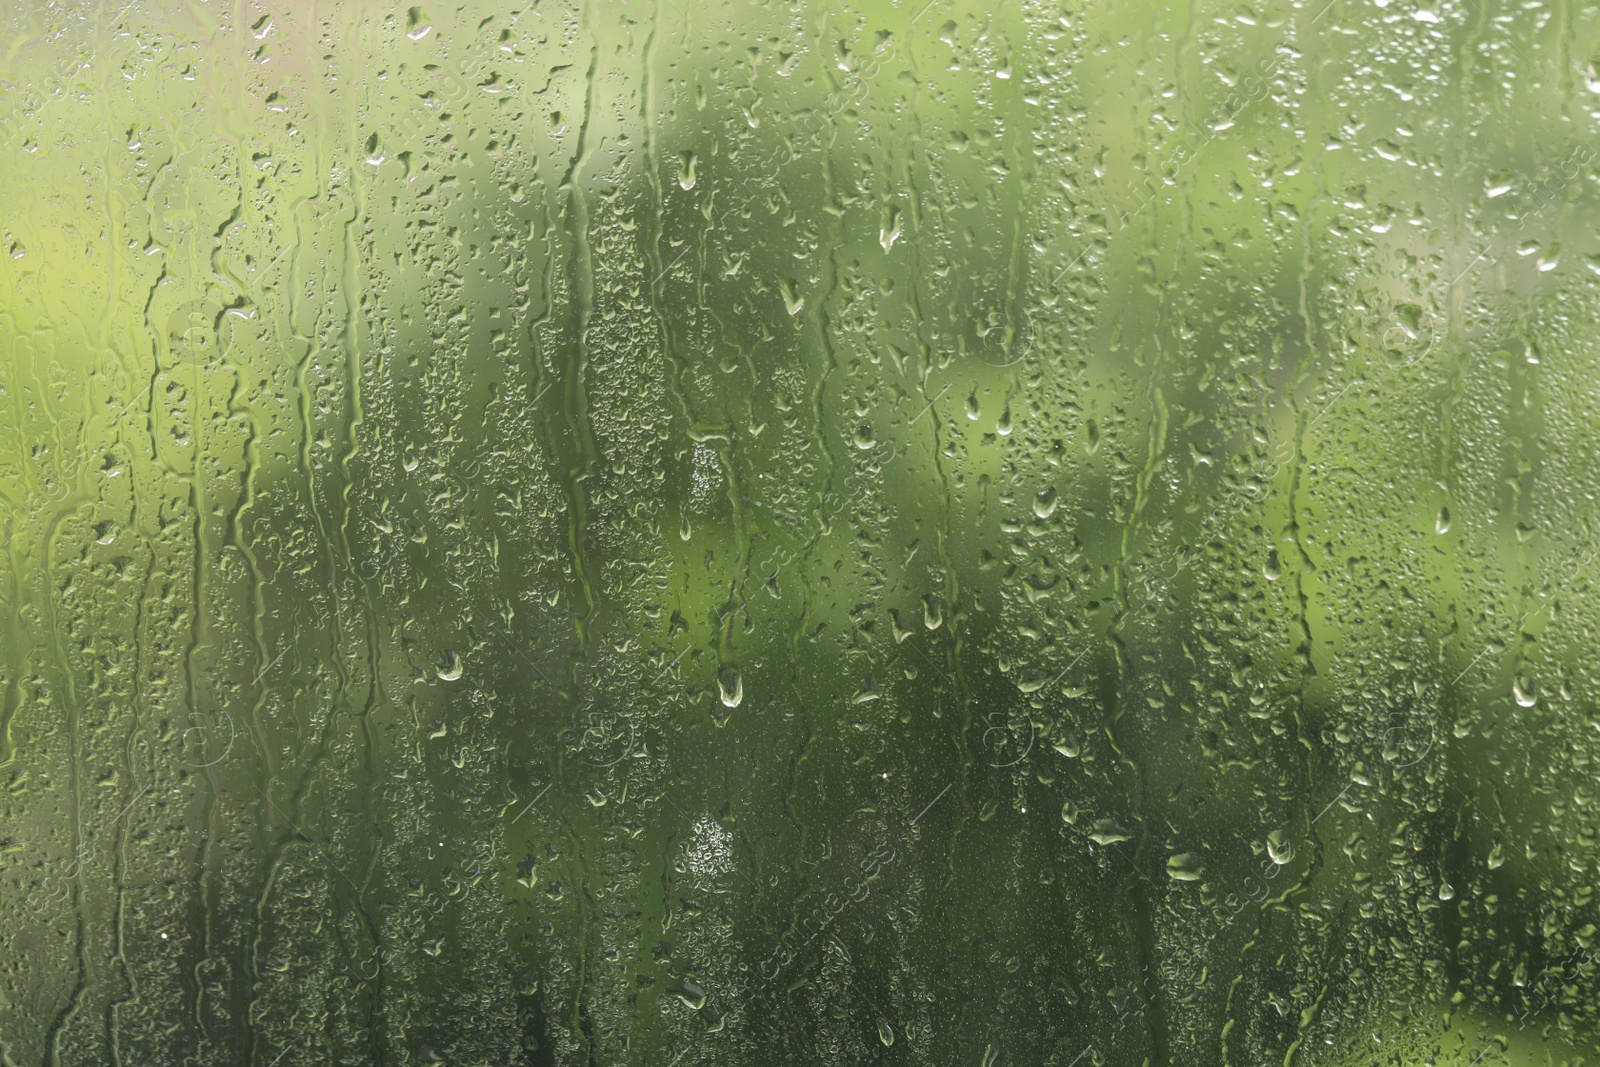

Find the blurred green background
[[3, 0, 1600, 1063]]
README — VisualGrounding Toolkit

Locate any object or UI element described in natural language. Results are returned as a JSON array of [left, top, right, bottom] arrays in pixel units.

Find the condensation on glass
[[2, 0, 1599, 1064]]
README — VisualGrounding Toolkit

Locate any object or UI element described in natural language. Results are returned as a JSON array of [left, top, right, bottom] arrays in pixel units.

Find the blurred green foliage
[[3, 0, 1600, 1064]]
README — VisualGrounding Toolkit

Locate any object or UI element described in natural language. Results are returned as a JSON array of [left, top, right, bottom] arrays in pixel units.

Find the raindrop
[[1513, 675, 1536, 708], [1266, 830, 1294, 865], [1166, 852, 1205, 881], [668, 981, 707, 1010], [437, 649, 463, 682], [780, 278, 805, 316], [718, 666, 743, 708]]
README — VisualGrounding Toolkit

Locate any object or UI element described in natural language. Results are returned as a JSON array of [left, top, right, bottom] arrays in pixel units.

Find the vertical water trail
[[558, 0, 604, 678], [92, 8, 146, 1057], [557, 1, 605, 1055], [40, 513, 89, 1067], [1105, 48, 1181, 1040], [170, 227, 230, 1058], [263, 5, 368, 1048], [334, 6, 390, 1057]]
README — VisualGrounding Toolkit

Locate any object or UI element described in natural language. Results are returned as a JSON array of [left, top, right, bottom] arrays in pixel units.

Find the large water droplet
[[437, 649, 463, 682], [718, 666, 743, 708], [1513, 676, 1537, 707], [668, 980, 706, 1010], [1166, 852, 1205, 881]]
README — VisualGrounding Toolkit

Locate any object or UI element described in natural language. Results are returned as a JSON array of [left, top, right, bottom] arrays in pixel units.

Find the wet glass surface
[[3, 0, 1600, 1063]]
